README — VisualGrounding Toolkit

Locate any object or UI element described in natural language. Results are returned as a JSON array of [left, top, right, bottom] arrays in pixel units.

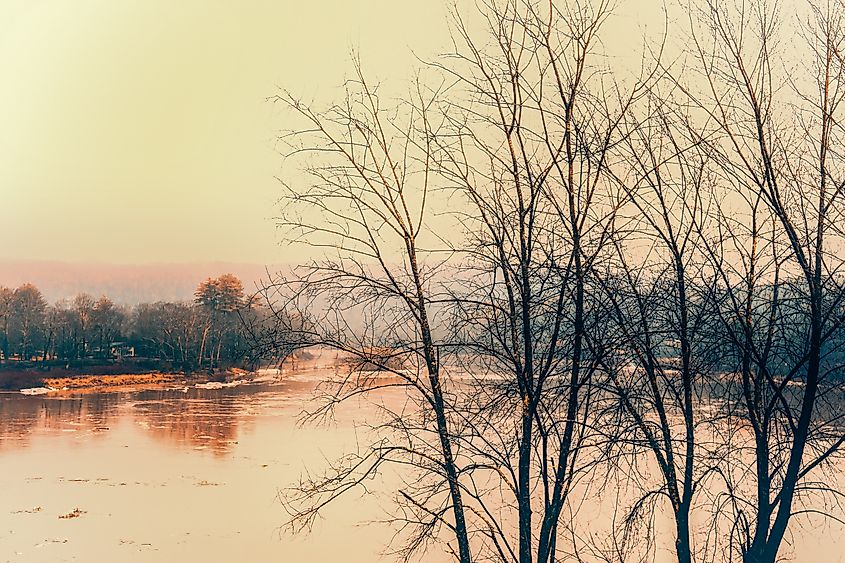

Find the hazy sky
[[0, 1, 664, 265], [0, 0, 456, 264]]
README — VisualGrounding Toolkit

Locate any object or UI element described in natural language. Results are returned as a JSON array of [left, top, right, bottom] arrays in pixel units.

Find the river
[[0, 371, 453, 563], [1, 368, 844, 562]]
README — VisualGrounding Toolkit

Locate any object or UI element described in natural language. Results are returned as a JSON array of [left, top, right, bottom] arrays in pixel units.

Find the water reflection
[[0, 349, 346, 456], [1, 374, 842, 563], [130, 387, 275, 457], [0, 381, 313, 456], [0, 372, 413, 563], [0, 393, 119, 451]]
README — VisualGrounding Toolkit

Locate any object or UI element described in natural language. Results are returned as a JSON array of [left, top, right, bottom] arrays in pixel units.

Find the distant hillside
[[0, 261, 283, 304]]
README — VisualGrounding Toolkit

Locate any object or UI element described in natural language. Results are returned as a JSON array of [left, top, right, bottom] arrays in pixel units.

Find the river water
[[1, 368, 844, 562], [0, 373, 453, 563]]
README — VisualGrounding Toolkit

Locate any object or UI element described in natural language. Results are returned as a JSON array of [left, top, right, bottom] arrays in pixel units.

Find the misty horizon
[[0, 259, 284, 304]]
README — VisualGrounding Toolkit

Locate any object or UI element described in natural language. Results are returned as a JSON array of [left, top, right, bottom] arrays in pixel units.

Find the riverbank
[[42, 373, 181, 390], [0, 366, 257, 393], [0, 348, 339, 393]]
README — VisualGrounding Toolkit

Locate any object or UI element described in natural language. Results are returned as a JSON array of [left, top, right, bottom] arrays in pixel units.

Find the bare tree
[[594, 90, 729, 563], [10, 283, 48, 361], [429, 1, 650, 561], [261, 2, 845, 562], [0, 286, 13, 362], [268, 60, 474, 562], [676, 1, 845, 561], [195, 274, 247, 368]]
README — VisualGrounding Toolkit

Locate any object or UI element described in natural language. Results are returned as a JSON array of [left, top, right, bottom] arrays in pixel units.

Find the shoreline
[[13, 373, 208, 395], [5, 369, 281, 395]]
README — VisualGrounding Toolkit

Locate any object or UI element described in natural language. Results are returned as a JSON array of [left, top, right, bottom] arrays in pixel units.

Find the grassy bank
[[0, 360, 237, 391]]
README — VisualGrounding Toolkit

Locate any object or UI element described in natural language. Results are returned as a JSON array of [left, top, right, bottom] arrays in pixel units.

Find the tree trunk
[[518, 401, 533, 563], [675, 503, 693, 563], [198, 324, 210, 369], [409, 242, 472, 563], [429, 365, 472, 563]]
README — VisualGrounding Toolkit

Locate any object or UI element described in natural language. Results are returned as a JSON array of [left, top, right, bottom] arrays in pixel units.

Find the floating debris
[[11, 506, 42, 514], [59, 508, 86, 519], [20, 387, 56, 396], [194, 381, 242, 390], [34, 538, 69, 548]]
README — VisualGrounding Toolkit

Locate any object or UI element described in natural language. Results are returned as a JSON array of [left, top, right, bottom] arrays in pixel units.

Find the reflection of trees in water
[[0, 396, 43, 449], [0, 386, 291, 456], [130, 389, 255, 457], [0, 392, 119, 450]]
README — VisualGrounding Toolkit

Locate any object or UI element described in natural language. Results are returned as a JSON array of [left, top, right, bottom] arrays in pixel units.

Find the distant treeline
[[0, 273, 269, 372]]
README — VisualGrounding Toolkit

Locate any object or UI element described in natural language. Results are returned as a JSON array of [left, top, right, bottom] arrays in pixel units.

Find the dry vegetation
[[42, 373, 179, 390]]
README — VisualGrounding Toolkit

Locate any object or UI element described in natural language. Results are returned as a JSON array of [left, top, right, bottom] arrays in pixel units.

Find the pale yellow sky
[[0, 0, 670, 265]]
